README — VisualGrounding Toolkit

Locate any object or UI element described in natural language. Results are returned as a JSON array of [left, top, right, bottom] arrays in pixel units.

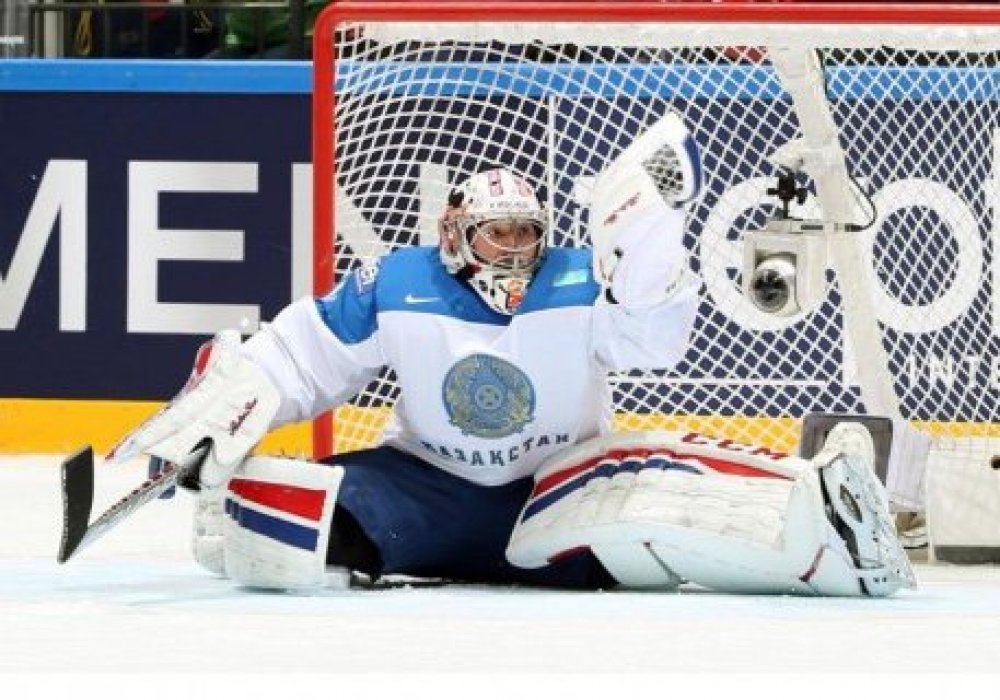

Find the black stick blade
[[58, 445, 95, 564]]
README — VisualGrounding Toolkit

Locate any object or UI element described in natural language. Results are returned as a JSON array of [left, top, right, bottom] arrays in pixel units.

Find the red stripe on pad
[[531, 447, 791, 499], [693, 454, 792, 480], [532, 448, 653, 497], [228, 478, 326, 522]]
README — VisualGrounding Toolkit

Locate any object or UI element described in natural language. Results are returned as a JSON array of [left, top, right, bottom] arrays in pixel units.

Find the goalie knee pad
[[220, 456, 347, 591], [507, 430, 914, 597]]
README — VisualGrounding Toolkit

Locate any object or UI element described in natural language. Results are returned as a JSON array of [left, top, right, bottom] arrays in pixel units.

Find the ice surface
[[3, 455, 1000, 675]]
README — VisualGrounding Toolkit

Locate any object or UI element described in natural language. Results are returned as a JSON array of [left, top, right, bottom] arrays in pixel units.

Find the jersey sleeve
[[590, 271, 699, 372], [241, 261, 386, 426]]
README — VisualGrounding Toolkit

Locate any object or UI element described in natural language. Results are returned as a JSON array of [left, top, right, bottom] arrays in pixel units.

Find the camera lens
[[750, 256, 796, 314]]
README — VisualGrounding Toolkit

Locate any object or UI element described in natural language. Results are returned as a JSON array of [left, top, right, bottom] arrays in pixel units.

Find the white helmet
[[439, 168, 547, 315]]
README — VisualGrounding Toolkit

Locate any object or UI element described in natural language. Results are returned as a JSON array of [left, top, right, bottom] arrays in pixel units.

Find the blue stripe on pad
[[520, 457, 701, 522], [226, 499, 319, 552]]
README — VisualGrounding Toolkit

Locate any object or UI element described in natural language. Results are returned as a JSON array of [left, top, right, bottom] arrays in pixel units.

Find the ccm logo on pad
[[681, 432, 789, 461]]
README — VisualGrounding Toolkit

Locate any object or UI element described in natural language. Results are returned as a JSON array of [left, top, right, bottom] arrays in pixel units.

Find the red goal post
[[309, 0, 1000, 514]]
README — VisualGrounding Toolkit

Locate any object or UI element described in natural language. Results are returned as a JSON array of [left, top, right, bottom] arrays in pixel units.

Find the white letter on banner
[[418, 163, 451, 247], [128, 161, 260, 335], [291, 163, 312, 300], [0, 160, 87, 332]]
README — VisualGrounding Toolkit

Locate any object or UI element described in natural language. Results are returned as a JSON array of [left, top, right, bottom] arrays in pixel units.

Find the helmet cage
[[461, 214, 546, 274]]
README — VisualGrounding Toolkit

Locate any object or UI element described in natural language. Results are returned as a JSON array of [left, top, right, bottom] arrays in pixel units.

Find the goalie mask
[[439, 168, 547, 314]]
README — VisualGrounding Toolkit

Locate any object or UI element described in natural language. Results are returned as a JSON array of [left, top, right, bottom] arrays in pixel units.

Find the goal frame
[[310, 0, 1000, 459]]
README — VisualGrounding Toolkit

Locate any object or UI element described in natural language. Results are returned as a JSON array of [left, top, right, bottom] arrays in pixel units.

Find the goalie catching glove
[[107, 330, 281, 489], [590, 110, 702, 307]]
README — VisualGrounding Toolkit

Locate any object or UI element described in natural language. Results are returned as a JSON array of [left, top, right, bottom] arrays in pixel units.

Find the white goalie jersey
[[241, 246, 699, 486]]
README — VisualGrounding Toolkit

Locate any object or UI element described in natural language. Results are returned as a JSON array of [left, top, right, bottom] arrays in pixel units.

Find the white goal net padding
[[312, 2, 1000, 517]]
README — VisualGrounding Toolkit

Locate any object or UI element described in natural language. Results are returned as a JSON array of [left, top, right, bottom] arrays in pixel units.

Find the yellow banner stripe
[[0, 399, 311, 456], [2, 398, 996, 457]]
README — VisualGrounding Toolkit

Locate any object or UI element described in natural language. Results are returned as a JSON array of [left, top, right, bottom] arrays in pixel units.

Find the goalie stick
[[57, 444, 205, 564]]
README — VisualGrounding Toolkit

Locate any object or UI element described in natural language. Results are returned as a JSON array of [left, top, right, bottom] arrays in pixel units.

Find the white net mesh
[[316, 14, 1000, 496]]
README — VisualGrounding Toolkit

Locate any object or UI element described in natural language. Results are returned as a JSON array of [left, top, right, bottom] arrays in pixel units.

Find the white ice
[[3, 455, 1000, 676]]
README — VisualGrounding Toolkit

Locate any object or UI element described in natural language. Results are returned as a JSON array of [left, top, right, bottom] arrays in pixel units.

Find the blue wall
[[1, 60, 311, 399]]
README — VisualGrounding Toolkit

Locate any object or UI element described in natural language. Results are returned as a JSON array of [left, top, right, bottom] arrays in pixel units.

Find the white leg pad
[[590, 542, 683, 590], [636, 469, 863, 596], [508, 431, 912, 597], [221, 456, 345, 591]]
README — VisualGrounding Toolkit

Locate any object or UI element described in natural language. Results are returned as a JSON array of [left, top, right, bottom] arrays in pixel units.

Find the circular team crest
[[442, 354, 535, 438]]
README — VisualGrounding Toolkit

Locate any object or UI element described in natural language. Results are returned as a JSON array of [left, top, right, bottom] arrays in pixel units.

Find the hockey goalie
[[108, 112, 914, 597]]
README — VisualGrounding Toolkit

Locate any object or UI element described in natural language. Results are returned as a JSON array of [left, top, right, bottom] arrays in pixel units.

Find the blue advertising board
[[1, 60, 310, 402], [1, 58, 996, 453]]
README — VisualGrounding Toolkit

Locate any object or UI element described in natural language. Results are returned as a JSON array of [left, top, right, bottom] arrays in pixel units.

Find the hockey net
[[312, 1, 1000, 511]]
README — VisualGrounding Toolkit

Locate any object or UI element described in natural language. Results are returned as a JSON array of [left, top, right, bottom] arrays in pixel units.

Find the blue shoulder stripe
[[316, 247, 596, 331], [377, 247, 510, 326], [315, 260, 379, 344], [516, 248, 600, 314]]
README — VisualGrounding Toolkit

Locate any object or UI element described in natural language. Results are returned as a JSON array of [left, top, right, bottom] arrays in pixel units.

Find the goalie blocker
[[507, 426, 915, 597]]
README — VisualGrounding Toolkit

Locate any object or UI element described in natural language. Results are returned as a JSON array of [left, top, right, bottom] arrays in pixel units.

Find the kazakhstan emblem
[[442, 354, 536, 438]]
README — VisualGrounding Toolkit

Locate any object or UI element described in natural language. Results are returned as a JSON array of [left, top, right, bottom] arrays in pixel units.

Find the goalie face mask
[[439, 168, 547, 314], [467, 218, 544, 272]]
